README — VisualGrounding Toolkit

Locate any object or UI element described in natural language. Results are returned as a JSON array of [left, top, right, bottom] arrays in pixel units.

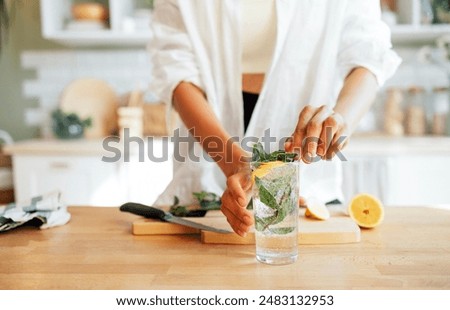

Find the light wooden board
[[133, 220, 199, 235], [132, 210, 361, 245], [60, 79, 118, 138]]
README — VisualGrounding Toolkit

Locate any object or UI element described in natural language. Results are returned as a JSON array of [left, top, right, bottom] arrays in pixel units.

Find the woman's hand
[[285, 105, 348, 163], [221, 166, 254, 237]]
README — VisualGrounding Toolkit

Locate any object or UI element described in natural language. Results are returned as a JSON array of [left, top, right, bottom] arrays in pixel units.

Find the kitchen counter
[[2, 138, 112, 156], [2, 137, 167, 156], [0, 206, 449, 289]]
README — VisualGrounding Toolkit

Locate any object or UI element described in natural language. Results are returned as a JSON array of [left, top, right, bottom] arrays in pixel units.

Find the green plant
[[433, 0, 450, 10], [433, 0, 450, 23], [169, 191, 221, 216], [51, 109, 92, 139]]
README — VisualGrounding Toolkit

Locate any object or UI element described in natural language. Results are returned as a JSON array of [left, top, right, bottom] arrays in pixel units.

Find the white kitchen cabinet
[[342, 155, 450, 206], [5, 137, 450, 207], [40, 0, 153, 46], [342, 136, 450, 206], [5, 138, 173, 207], [12, 155, 123, 206], [384, 155, 450, 205]]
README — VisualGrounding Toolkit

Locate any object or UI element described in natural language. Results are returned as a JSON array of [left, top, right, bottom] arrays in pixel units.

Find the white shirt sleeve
[[149, 0, 204, 106], [337, 0, 402, 86]]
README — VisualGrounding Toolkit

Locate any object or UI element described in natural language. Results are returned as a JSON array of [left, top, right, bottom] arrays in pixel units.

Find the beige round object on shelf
[[72, 3, 108, 21], [60, 79, 118, 139]]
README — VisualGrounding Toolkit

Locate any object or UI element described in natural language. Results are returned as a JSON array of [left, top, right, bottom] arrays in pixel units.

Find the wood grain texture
[[1, 206, 449, 289], [133, 219, 199, 235]]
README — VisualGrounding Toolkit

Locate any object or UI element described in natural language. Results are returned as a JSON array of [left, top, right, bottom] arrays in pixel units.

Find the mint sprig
[[169, 191, 221, 216], [252, 142, 296, 164]]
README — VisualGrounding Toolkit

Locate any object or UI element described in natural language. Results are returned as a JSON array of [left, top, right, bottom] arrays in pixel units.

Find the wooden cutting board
[[132, 208, 361, 245], [60, 79, 119, 139]]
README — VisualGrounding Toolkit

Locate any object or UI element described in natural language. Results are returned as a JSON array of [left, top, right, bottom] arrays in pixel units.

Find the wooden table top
[[1, 206, 449, 290]]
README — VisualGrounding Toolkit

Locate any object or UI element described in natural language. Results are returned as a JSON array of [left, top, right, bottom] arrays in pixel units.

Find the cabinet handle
[[49, 162, 70, 169]]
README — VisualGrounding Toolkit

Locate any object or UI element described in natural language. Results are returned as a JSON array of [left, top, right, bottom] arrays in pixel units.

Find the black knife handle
[[119, 202, 166, 220]]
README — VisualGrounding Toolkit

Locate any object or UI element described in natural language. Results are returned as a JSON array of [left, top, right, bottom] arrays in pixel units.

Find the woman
[[149, 0, 401, 236]]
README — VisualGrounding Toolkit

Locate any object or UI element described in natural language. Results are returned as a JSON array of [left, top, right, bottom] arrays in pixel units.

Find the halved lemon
[[304, 197, 330, 220], [252, 161, 285, 181], [348, 193, 384, 228]]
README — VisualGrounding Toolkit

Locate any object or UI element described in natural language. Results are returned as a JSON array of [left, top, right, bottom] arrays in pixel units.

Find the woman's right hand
[[221, 166, 254, 237]]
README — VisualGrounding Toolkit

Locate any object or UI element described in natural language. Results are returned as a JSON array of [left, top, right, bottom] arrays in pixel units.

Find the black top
[[242, 91, 259, 132]]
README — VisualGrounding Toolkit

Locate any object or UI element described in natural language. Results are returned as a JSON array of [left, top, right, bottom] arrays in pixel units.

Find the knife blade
[[119, 202, 232, 234]]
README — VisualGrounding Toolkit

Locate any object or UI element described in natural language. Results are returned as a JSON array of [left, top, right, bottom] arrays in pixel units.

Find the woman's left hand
[[221, 166, 254, 236], [285, 105, 348, 163]]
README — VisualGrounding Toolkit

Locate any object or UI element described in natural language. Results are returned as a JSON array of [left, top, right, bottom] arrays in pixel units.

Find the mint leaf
[[254, 176, 289, 230], [169, 191, 221, 216], [255, 216, 267, 231], [272, 205, 286, 226], [255, 213, 279, 231], [255, 177, 279, 211], [193, 191, 221, 210], [170, 205, 188, 217], [269, 227, 295, 234], [246, 198, 253, 210], [252, 142, 269, 162]]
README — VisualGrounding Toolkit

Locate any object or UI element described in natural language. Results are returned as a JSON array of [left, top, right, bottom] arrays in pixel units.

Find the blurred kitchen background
[[0, 0, 450, 208]]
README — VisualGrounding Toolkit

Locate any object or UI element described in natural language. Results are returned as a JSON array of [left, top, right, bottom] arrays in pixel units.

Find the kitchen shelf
[[391, 24, 450, 44], [41, 0, 450, 47], [346, 135, 450, 156], [42, 30, 153, 46], [40, 0, 153, 46], [388, 0, 450, 44], [4, 138, 173, 206]]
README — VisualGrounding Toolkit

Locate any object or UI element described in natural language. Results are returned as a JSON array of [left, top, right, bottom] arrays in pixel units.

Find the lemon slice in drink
[[348, 193, 384, 228], [304, 208, 313, 218], [304, 197, 330, 220], [252, 161, 286, 181]]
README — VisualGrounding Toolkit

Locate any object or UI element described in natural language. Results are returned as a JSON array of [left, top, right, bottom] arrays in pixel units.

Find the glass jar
[[431, 87, 449, 135], [420, 0, 434, 24], [383, 88, 405, 136], [405, 86, 427, 136]]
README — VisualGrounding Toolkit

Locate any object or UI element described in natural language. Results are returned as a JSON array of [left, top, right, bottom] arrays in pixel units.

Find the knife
[[119, 202, 232, 234]]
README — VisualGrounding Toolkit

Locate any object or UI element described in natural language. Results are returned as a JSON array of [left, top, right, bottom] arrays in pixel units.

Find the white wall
[[21, 49, 153, 137]]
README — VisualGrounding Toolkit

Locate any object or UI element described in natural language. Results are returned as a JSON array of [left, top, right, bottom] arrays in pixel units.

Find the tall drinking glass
[[251, 161, 299, 265]]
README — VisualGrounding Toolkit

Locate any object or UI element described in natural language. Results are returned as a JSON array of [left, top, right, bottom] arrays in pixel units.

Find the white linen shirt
[[149, 0, 401, 206]]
